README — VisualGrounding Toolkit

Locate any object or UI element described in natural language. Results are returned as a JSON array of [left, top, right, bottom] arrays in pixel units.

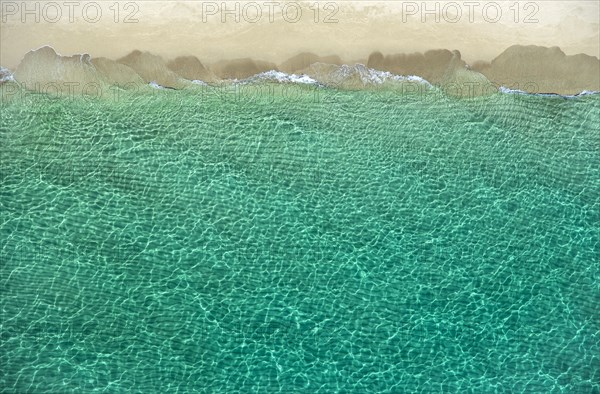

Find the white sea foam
[[191, 79, 208, 86], [500, 86, 600, 98], [0, 67, 15, 83], [573, 90, 599, 96], [238, 70, 320, 85], [234, 65, 434, 90], [499, 86, 527, 95], [331, 64, 433, 87], [149, 81, 165, 89]]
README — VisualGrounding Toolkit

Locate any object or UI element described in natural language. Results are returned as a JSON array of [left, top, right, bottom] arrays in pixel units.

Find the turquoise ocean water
[[1, 85, 599, 392]]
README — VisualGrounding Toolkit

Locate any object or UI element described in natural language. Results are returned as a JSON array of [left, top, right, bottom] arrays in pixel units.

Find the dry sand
[[1, 1, 599, 94]]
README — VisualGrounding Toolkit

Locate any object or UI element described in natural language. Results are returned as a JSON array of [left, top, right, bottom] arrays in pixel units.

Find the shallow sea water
[[1, 86, 599, 392]]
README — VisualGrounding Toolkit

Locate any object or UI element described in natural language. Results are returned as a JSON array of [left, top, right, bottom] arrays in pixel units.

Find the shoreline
[[1, 45, 599, 97], [2, 74, 599, 106]]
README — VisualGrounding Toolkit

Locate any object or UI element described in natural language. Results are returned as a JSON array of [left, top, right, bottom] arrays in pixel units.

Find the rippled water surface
[[1, 87, 599, 392]]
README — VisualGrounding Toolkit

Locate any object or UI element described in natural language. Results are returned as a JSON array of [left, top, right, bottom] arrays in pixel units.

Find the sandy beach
[[1, 1, 599, 94]]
